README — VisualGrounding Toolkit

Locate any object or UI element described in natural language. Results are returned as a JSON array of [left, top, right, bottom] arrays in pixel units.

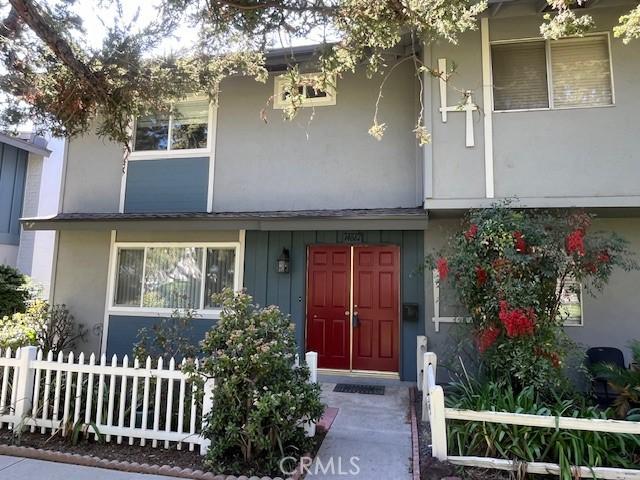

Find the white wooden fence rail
[[417, 337, 640, 480], [0, 346, 319, 456]]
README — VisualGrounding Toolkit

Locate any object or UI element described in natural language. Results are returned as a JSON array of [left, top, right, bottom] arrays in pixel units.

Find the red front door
[[306, 246, 351, 370], [306, 245, 400, 373], [352, 246, 400, 372]]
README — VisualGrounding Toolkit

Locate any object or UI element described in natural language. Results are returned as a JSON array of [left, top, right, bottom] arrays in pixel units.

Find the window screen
[[550, 36, 612, 108], [492, 41, 549, 110]]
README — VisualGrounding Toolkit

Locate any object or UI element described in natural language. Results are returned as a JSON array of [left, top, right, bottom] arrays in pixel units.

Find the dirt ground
[[414, 388, 511, 480], [0, 427, 326, 475]]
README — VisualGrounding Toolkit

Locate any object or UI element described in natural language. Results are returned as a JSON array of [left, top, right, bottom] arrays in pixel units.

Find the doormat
[[333, 384, 385, 395]]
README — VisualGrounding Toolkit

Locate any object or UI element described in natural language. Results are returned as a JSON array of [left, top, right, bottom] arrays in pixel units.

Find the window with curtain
[[133, 99, 209, 152], [113, 245, 236, 310], [492, 35, 612, 111]]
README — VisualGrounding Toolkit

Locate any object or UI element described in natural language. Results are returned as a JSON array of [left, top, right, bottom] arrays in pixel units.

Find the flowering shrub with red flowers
[[426, 203, 637, 393]]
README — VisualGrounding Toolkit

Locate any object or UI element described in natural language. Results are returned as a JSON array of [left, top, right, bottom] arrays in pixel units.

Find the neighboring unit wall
[[0, 143, 28, 258], [243, 230, 425, 381], [426, 4, 640, 205], [490, 6, 640, 200], [214, 64, 421, 212], [16, 153, 44, 275], [428, 30, 486, 200], [423, 217, 640, 374]]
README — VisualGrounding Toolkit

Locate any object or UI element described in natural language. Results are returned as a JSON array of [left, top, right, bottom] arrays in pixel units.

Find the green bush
[[0, 300, 85, 353], [189, 289, 324, 476], [0, 265, 29, 317], [446, 375, 640, 478]]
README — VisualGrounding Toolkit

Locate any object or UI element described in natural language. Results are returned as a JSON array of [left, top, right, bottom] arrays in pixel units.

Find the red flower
[[597, 250, 611, 264], [513, 231, 527, 253], [585, 262, 597, 274], [475, 266, 488, 286], [565, 229, 586, 256], [464, 224, 478, 240], [477, 326, 500, 353], [498, 301, 535, 338], [436, 258, 449, 280], [549, 352, 561, 369]]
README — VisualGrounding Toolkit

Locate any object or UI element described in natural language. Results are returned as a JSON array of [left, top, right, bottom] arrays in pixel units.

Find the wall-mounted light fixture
[[277, 248, 290, 274]]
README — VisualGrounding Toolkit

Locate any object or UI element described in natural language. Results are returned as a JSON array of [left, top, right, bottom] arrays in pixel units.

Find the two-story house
[[23, 0, 640, 381]]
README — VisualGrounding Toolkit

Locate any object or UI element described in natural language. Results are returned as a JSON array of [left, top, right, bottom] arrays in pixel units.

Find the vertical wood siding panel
[[364, 231, 381, 244], [10, 150, 28, 238], [276, 231, 292, 314], [400, 231, 425, 381], [316, 231, 338, 244], [0, 145, 18, 235], [252, 231, 269, 307]]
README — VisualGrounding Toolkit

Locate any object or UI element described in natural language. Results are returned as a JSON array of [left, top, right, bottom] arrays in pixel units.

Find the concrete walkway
[[0, 455, 175, 479], [308, 378, 413, 479]]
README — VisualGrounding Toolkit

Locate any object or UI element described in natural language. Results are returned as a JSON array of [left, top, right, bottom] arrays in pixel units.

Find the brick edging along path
[[409, 387, 421, 480], [0, 444, 257, 479]]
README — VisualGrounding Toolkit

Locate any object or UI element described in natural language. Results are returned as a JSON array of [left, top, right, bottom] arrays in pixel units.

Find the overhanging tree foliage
[[1, 0, 639, 151]]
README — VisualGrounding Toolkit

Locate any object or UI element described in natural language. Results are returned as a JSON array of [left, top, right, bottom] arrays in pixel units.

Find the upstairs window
[[112, 244, 237, 312], [133, 99, 210, 152], [492, 34, 613, 111], [273, 73, 336, 109]]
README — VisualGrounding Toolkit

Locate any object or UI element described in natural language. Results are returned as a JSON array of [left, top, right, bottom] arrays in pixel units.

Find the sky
[[66, 0, 335, 54]]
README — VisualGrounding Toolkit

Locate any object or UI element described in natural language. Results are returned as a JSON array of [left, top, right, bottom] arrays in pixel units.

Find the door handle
[[352, 312, 359, 328]]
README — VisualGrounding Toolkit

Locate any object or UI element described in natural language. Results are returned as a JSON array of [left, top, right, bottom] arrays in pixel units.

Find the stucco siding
[[424, 216, 640, 376], [489, 7, 640, 200], [52, 230, 112, 354], [62, 131, 122, 213], [124, 157, 209, 213], [429, 30, 487, 199], [213, 64, 420, 212]]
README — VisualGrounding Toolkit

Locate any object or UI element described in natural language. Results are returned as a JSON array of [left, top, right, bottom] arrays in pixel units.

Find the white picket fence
[[416, 336, 640, 480], [0, 346, 319, 455]]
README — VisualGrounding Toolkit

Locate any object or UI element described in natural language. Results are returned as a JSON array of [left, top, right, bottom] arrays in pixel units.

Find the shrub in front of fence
[[188, 289, 324, 477], [445, 375, 640, 475]]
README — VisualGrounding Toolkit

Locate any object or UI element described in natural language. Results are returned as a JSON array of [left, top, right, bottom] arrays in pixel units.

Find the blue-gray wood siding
[[0, 143, 28, 245], [243, 230, 425, 381], [106, 315, 216, 357], [124, 157, 209, 213]]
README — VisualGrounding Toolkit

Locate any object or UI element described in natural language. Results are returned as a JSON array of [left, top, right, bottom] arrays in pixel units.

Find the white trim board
[[480, 17, 495, 199]]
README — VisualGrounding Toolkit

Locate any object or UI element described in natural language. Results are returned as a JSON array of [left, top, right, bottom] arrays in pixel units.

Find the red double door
[[306, 245, 400, 373]]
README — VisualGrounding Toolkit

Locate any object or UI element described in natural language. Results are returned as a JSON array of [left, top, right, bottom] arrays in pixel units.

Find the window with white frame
[[112, 244, 237, 311], [558, 277, 583, 326], [432, 270, 469, 332], [273, 73, 336, 109], [132, 98, 211, 152], [491, 34, 613, 111]]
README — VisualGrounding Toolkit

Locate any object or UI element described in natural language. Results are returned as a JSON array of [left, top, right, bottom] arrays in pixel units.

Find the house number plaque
[[342, 232, 364, 244]]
